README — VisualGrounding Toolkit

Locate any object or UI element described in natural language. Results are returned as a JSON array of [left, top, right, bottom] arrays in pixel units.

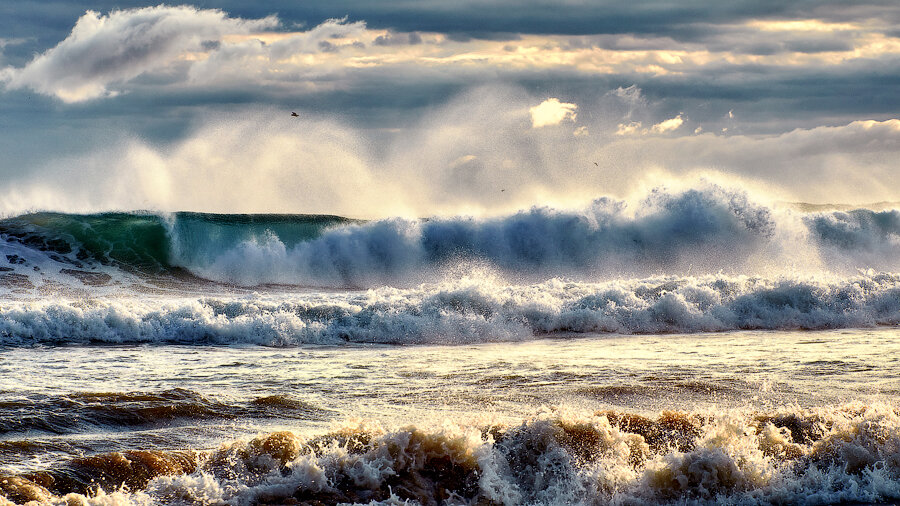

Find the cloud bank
[[4, 4, 900, 117]]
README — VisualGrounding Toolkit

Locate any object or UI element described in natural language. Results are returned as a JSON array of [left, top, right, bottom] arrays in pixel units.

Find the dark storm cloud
[[373, 31, 425, 46], [205, 0, 900, 40], [5, 0, 900, 52], [783, 38, 855, 54]]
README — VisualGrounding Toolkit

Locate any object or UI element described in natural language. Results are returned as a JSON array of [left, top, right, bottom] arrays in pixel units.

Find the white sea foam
[[1, 272, 899, 346], [23, 402, 900, 505], [170, 185, 793, 287], [1, 185, 899, 345]]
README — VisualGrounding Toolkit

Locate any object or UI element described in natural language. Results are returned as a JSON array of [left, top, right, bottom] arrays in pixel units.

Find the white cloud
[[616, 121, 643, 135], [651, 114, 684, 133], [612, 84, 642, 102], [529, 98, 578, 128], [2, 6, 277, 102], [616, 114, 684, 135], [185, 18, 368, 86], [0, 37, 27, 50], [0, 37, 27, 68]]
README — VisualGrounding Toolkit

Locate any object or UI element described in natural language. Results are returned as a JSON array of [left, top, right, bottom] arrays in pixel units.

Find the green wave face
[[1, 212, 173, 272], [0, 212, 355, 274], [169, 212, 356, 271]]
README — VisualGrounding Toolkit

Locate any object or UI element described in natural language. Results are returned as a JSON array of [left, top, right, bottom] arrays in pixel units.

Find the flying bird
[[291, 112, 299, 117], [593, 162, 599, 166]]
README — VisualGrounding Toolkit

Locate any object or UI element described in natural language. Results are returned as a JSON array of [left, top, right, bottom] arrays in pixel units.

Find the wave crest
[[184, 185, 784, 286]]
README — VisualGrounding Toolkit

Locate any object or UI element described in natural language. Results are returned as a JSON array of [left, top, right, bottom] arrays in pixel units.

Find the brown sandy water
[[1, 328, 899, 504]]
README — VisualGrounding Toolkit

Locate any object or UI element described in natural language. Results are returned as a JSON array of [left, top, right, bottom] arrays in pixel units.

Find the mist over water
[[5, 89, 900, 218]]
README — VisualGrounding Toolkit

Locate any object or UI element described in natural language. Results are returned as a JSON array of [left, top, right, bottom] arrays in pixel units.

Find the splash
[[3, 404, 899, 505], [1, 272, 899, 346]]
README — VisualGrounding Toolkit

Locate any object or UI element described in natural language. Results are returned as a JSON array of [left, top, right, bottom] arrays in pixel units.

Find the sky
[[1, 1, 899, 217]]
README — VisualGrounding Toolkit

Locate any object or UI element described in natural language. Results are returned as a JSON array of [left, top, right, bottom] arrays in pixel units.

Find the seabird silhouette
[[593, 162, 599, 166], [291, 112, 299, 117]]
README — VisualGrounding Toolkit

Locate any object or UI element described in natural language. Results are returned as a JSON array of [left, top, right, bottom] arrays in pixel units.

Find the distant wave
[[1, 273, 899, 346], [1, 185, 899, 289]]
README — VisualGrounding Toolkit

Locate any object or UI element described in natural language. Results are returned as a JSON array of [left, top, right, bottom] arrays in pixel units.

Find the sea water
[[1, 185, 899, 505]]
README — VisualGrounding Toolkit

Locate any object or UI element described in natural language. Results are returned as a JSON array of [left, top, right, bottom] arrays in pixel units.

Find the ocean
[[1, 185, 899, 505]]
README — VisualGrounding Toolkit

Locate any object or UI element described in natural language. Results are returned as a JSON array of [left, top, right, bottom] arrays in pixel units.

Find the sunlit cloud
[[747, 19, 861, 32], [651, 114, 684, 133], [6, 6, 900, 105], [2, 6, 277, 102], [616, 114, 683, 135], [529, 98, 577, 128], [616, 121, 643, 136]]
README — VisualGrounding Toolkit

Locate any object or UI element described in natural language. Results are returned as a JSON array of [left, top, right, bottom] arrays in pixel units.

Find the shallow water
[[1, 329, 899, 504]]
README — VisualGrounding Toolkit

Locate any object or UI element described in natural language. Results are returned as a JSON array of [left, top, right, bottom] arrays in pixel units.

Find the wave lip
[[0, 211, 352, 288]]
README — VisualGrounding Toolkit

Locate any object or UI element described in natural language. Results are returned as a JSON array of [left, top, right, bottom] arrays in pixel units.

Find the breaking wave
[[2, 272, 900, 346], [1, 185, 899, 289], [2, 404, 899, 505], [1, 184, 899, 344]]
